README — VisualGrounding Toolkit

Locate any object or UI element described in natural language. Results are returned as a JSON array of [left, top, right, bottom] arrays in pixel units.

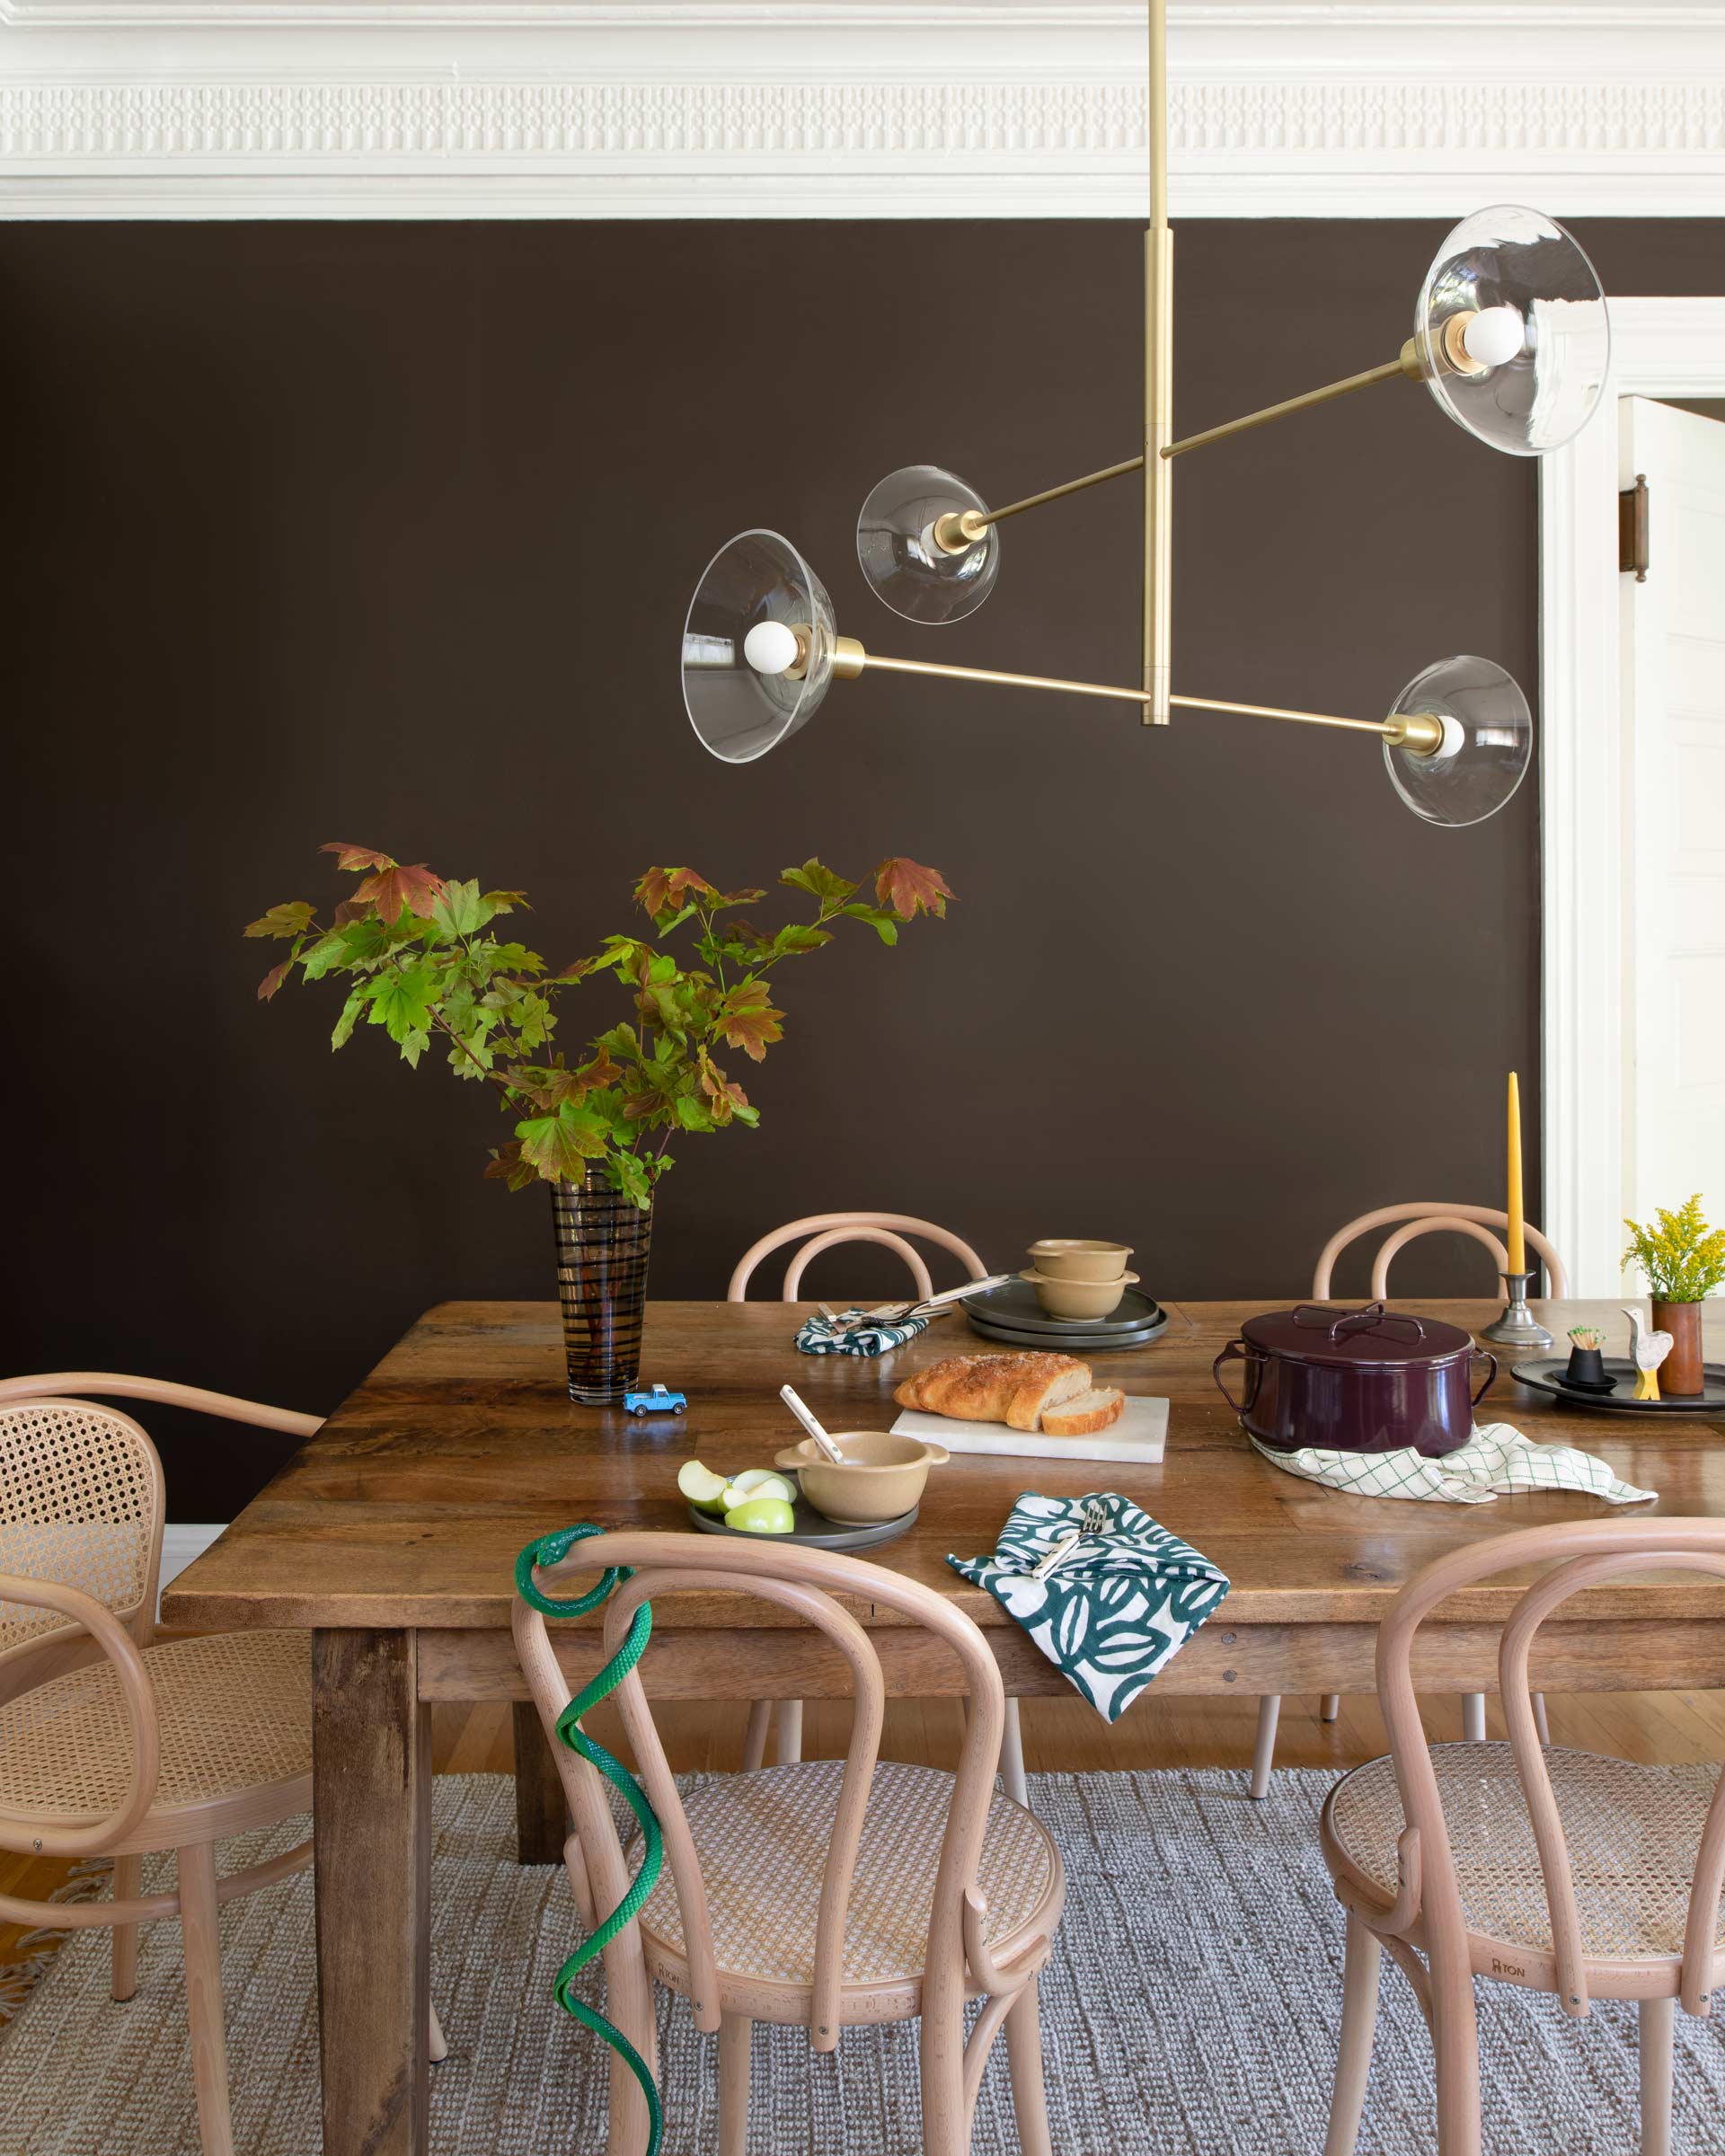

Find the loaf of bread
[[892, 1352, 1091, 1432], [1039, 1386, 1126, 1436]]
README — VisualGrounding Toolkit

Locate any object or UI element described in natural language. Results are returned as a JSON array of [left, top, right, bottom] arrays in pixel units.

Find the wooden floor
[[7, 1688, 1723, 1989]]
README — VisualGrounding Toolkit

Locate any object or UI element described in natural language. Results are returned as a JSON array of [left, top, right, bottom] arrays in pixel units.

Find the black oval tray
[[685, 1498, 918, 1550], [1511, 1358, 1725, 1415]]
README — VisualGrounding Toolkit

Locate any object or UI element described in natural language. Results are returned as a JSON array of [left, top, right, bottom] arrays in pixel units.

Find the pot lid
[[1241, 1302, 1474, 1367]]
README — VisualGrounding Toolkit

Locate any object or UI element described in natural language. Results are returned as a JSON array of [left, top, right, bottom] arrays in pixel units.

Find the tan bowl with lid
[[1021, 1267, 1141, 1321], [774, 1431, 948, 1526], [1026, 1238, 1134, 1284]]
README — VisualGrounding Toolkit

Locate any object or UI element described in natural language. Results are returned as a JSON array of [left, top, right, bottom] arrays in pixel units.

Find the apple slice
[[723, 1497, 796, 1535], [722, 1470, 797, 1508], [677, 1460, 733, 1515]]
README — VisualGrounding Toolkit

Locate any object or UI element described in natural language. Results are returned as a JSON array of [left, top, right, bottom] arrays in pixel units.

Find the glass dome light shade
[[856, 464, 1001, 624], [681, 529, 837, 764], [1383, 654, 1532, 828], [1412, 206, 1609, 456]]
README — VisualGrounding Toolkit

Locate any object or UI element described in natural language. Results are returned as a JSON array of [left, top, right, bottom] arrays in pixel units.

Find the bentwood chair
[[1318, 1517, 1725, 2156], [1246, 1206, 1570, 1798], [0, 1374, 444, 2156], [515, 1530, 1064, 2156], [724, 1215, 1033, 1797]]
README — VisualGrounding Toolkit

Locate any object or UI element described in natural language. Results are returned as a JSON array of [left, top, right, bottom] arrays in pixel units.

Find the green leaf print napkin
[[948, 1491, 1231, 1724]]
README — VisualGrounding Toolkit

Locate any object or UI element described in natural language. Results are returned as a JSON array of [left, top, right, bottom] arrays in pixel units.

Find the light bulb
[[1462, 305, 1524, 368], [743, 620, 799, 676]]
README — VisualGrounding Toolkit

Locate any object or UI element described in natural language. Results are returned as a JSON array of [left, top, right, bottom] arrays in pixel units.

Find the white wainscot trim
[[159, 1522, 225, 1619], [3, 4, 1725, 217], [1540, 296, 1725, 1296]]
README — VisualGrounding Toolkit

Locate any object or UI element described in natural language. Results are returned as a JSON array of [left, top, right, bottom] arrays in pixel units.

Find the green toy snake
[[515, 1524, 664, 2156]]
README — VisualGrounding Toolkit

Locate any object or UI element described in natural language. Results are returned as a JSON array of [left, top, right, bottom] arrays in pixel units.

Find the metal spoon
[[779, 1384, 846, 1464]]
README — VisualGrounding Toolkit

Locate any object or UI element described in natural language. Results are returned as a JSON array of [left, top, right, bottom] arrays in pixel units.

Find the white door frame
[[1540, 296, 1725, 1294]]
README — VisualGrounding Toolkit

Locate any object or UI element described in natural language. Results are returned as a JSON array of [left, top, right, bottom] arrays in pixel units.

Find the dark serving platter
[[1511, 1358, 1725, 1416], [966, 1308, 1170, 1352], [685, 1498, 919, 1551], [961, 1277, 1167, 1346]]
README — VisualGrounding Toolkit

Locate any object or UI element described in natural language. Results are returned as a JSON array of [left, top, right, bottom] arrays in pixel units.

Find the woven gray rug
[[1, 1770, 1721, 2153]]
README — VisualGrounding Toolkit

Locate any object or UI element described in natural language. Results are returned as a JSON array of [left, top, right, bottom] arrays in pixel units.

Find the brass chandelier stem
[[1142, 0, 1173, 724]]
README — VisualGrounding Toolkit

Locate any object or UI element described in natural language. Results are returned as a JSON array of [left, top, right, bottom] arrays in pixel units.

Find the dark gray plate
[[963, 1277, 1166, 1341], [967, 1308, 1169, 1352], [686, 1498, 919, 1550], [1512, 1358, 1725, 1415]]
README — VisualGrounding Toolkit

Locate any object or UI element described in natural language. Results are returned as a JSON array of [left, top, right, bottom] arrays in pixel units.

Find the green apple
[[722, 1497, 796, 1535], [677, 1460, 732, 1515], [721, 1470, 796, 1508]]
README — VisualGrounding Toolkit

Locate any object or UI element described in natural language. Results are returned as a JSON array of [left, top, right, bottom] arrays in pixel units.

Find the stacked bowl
[[963, 1239, 1166, 1349]]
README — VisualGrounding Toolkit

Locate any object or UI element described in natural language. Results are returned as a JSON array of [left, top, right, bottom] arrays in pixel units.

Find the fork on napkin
[[949, 1491, 1231, 1723]]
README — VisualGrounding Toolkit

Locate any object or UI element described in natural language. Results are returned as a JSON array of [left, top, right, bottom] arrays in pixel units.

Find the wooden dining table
[[163, 1294, 1725, 2156]]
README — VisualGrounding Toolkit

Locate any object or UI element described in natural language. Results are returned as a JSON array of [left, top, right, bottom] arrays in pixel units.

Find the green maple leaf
[[780, 859, 857, 906], [515, 1098, 611, 1181], [430, 879, 495, 940], [366, 964, 438, 1048], [244, 900, 315, 941], [331, 987, 367, 1050]]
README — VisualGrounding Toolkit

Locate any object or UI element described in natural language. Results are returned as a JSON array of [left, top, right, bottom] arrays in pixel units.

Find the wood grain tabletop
[[162, 1297, 1725, 1640]]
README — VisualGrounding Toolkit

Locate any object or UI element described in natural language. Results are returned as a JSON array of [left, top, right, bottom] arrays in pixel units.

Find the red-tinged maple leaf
[[715, 887, 766, 908], [622, 1091, 659, 1121], [718, 981, 785, 1064], [321, 842, 394, 873], [579, 1045, 623, 1090], [351, 861, 447, 923], [875, 857, 954, 921], [634, 866, 718, 918], [256, 959, 293, 1002]]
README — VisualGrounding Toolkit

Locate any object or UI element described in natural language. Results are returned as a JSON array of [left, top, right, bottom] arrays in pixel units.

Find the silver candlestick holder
[[1480, 1269, 1554, 1352]]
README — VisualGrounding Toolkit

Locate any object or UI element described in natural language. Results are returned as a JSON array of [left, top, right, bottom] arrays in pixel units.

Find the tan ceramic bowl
[[1026, 1238, 1135, 1284], [774, 1432, 949, 1526], [1020, 1266, 1140, 1321]]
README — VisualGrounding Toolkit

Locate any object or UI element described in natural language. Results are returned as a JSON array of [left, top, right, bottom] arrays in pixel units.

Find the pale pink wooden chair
[[515, 1529, 1064, 2156], [0, 1374, 444, 2156], [1245, 1206, 1572, 1798], [725, 1213, 1032, 1798], [1319, 1516, 1725, 2156]]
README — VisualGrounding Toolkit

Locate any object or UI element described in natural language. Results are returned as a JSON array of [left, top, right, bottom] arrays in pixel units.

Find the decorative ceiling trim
[[4, 4, 1723, 217]]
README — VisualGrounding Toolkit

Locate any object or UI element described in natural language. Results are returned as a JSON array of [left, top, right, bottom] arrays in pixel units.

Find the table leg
[[313, 1629, 432, 2156], [513, 1700, 569, 1864]]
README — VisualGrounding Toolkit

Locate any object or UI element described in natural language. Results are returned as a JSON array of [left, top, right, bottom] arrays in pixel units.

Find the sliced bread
[[1039, 1386, 1126, 1436]]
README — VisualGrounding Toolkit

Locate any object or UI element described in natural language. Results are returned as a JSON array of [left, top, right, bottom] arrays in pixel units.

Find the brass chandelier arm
[[1162, 342, 1423, 460], [832, 640, 1445, 752], [939, 455, 1147, 543]]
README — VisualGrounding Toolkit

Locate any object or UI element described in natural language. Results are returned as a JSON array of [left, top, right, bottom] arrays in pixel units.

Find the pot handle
[[1470, 1348, 1499, 1409], [1212, 1339, 1259, 1416]]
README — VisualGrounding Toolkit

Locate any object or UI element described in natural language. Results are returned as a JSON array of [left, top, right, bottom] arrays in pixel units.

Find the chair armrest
[[0, 1374, 321, 1439], [0, 1573, 160, 1857]]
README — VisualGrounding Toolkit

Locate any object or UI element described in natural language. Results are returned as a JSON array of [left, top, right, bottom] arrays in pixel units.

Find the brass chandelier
[[679, 0, 1611, 828]]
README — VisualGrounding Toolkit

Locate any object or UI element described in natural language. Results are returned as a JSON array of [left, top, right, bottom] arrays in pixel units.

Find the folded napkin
[[1251, 1419, 1656, 1507], [949, 1491, 1231, 1723], [795, 1308, 931, 1357]]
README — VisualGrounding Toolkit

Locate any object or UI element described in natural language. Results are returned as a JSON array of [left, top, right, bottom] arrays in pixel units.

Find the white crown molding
[[4, 3, 1724, 217]]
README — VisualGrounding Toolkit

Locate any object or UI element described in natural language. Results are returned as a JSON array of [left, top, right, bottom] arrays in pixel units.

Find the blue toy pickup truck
[[624, 1383, 686, 1417]]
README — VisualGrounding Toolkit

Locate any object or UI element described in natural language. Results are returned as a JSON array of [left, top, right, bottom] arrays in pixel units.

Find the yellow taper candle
[[1505, 1071, 1526, 1275]]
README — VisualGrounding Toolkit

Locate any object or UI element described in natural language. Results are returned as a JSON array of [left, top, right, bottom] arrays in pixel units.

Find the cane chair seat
[[0, 1630, 312, 1851], [1325, 1741, 1725, 1962], [636, 1760, 1063, 2019]]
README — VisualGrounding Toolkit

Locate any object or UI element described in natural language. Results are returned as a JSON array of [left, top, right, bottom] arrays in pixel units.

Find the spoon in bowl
[[780, 1384, 846, 1464]]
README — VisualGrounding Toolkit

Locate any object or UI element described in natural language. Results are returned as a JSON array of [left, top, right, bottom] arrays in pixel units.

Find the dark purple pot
[[1214, 1302, 1498, 1459]]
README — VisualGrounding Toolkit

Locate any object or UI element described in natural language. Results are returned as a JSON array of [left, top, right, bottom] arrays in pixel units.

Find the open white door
[[1620, 396, 1725, 1237]]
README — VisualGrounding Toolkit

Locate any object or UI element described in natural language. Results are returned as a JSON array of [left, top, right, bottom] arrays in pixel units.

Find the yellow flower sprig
[[1623, 1194, 1725, 1303]]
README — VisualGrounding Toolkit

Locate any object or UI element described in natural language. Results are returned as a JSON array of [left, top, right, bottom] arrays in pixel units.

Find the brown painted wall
[[0, 217, 1714, 1515]]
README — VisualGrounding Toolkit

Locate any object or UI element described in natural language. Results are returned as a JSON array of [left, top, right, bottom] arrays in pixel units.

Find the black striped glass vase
[[549, 1171, 653, 1404]]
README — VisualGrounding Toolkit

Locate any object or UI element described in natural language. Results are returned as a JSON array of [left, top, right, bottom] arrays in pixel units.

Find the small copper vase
[[1652, 1299, 1705, 1396]]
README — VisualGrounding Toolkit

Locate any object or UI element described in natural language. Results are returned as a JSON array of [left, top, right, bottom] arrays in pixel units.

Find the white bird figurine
[[1623, 1307, 1675, 1401]]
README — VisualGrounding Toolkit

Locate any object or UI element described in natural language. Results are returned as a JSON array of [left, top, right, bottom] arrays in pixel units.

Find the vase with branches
[[247, 843, 953, 1400]]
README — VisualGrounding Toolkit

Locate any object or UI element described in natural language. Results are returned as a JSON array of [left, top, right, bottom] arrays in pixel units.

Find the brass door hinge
[[1619, 473, 1650, 582]]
